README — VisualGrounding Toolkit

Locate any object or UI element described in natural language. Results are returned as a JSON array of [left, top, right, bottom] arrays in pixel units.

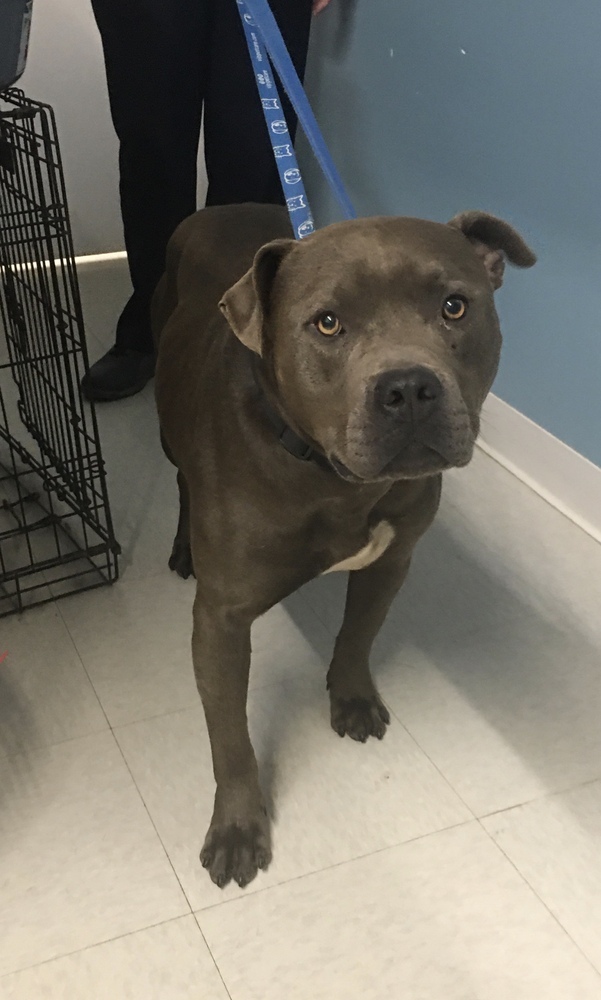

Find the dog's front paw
[[330, 693, 390, 742], [168, 539, 195, 579], [200, 814, 271, 889]]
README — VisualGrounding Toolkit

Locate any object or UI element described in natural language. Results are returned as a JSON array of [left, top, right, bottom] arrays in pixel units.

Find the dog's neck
[[249, 352, 332, 472]]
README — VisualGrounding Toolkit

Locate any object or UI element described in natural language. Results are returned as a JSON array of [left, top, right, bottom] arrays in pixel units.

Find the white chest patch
[[323, 520, 395, 575]]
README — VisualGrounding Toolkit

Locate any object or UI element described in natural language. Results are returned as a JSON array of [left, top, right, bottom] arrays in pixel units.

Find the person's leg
[[83, 0, 208, 401], [203, 0, 313, 207]]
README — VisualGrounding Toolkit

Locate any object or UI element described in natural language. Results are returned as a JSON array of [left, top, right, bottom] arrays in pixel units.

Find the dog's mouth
[[380, 444, 454, 479], [329, 456, 365, 483], [329, 442, 457, 484]]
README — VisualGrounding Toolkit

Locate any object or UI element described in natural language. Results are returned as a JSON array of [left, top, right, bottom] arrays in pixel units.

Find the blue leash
[[236, 0, 356, 239]]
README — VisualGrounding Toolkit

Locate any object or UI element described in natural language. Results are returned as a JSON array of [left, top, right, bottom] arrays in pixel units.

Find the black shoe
[[81, 347, 156, 402]]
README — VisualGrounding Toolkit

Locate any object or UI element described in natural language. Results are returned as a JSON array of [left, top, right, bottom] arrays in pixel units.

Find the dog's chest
[[322, 520, 395, 575]]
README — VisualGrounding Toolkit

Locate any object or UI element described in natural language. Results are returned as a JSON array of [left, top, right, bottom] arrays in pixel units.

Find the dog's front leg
[[327, 551, 411, 742], [192, 590, 270, 889]]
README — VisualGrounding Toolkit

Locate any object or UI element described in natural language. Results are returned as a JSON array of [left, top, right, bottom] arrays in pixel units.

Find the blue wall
[[301, 0, 601, 466]]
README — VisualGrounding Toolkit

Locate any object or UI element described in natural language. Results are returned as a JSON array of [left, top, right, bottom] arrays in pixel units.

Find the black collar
[[250, 354, 332, 472]]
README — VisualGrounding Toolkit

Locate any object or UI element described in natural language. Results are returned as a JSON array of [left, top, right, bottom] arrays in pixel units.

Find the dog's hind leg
[[168, 469, 195, 579], [159, 431, 195, 579]]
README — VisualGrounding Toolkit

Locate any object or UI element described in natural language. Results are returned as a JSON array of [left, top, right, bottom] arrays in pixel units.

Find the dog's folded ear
[[219, 239, 295, 354], [448, 211, 536, 290]]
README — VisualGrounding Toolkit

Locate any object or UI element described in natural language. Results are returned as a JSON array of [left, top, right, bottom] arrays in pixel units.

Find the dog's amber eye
[[315, 312, 343, 337], [442, 296, 468, 321]]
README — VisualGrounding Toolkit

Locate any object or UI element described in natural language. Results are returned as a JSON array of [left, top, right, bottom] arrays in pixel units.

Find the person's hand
[[312, 0, 333, 14]]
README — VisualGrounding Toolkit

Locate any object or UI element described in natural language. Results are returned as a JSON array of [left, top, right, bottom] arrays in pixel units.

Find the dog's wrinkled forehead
[[276, 217, 491, 311], [219, 210, 534, 357]]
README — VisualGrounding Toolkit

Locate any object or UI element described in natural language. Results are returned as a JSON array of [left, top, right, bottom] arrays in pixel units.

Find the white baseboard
[[477, 394, 601, 545], [72, 252, 601, 546], [74, 250, 127, 267], [3, 250, 127, 274]]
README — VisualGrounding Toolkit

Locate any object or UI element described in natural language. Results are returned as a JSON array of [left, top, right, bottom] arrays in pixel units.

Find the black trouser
[[91, 0, 313, 353]]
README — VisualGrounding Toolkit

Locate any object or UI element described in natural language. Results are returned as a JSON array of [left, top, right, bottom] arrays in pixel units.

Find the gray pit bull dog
[[152, 203, 535, 889]]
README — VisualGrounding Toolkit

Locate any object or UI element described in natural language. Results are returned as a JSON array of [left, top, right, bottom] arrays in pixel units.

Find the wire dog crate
[[0, 89, 120, 617]]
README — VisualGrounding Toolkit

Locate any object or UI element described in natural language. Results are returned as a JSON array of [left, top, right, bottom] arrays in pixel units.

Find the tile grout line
[[3, 602, 223, 986], [54, 597, 115, 735], [385, 701, 478, 821], [477, 773, 601, 821], [192, 913, 234, 1000], [477, 818, 601, 982], [0, 720, 113, 763], [192, 815, 475, 918], [0, 914, 197, 982], [56, 595, 204, 936], [111, 734, 196, 917], [386, 688, 601, 827], [4, 600, 116, 761]]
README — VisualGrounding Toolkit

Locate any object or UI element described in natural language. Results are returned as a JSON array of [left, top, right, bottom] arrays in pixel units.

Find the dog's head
[[220, 212, 535, 482]]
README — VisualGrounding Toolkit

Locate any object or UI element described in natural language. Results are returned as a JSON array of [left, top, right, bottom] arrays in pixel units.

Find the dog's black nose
[[375, 367, 442, 422]]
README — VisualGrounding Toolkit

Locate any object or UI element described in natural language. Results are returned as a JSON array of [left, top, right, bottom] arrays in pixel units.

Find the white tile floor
[[1, 264, 601, 997]]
